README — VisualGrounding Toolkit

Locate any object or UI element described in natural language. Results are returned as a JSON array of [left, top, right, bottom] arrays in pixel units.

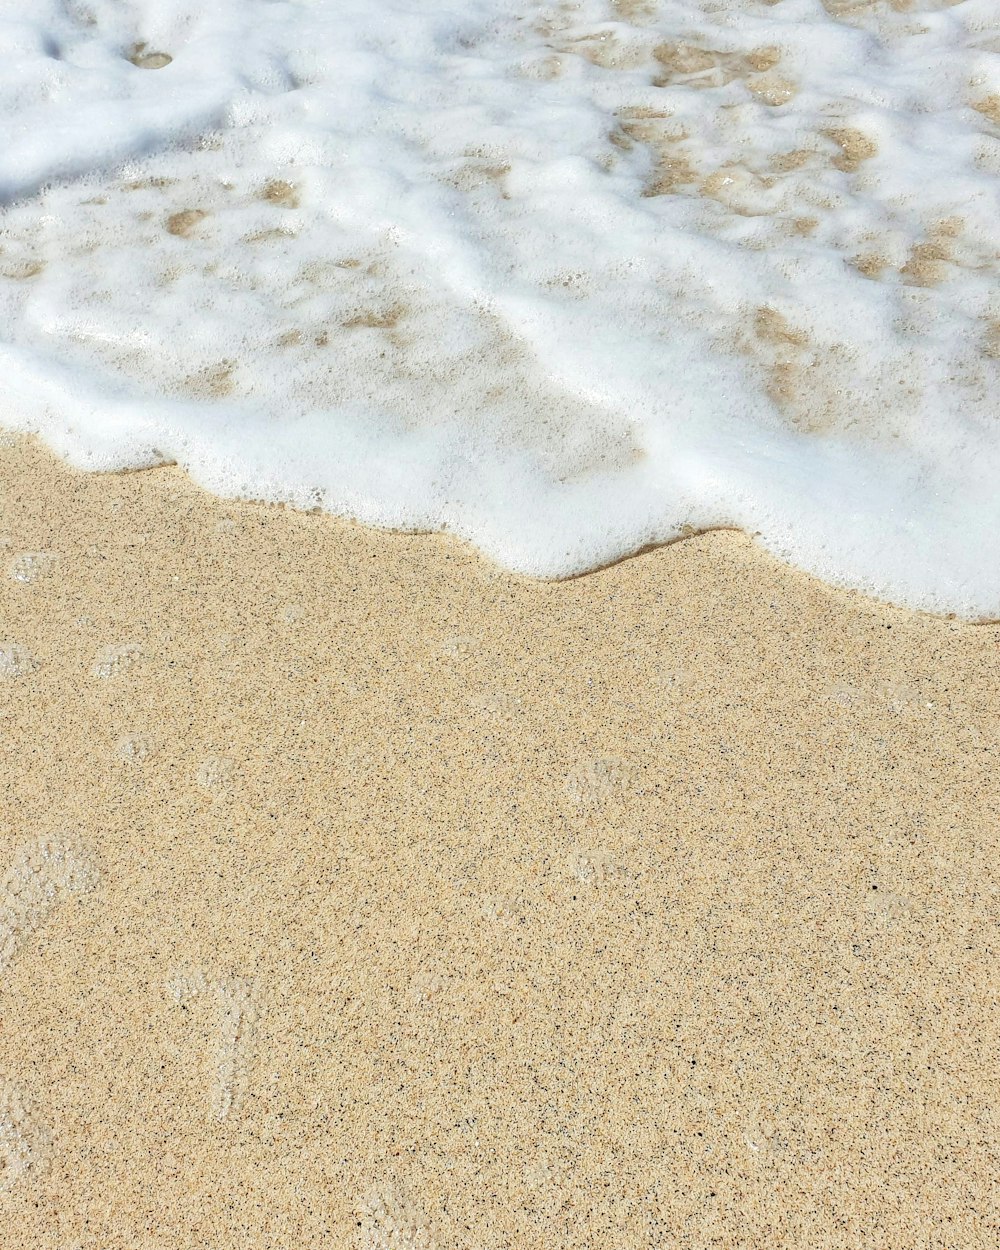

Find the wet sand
[[1, 434, 998, 1248]]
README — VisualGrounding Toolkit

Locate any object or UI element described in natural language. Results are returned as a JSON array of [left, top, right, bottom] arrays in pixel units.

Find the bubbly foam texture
[[0, 0, 998, 614]]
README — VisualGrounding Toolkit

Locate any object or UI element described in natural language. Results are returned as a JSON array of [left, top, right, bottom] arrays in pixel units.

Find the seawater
[[0, 0, 998, 616]]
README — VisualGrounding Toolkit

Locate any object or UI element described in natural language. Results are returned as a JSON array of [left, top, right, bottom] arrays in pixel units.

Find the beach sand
[[1, 433, 998, 1248]]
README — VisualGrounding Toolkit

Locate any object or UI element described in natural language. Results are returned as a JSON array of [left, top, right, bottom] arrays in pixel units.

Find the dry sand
[[0, 434, 998, 1248]]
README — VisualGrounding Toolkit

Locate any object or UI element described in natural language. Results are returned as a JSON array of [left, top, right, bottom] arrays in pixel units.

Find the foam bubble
[[0, 1, 998, 614]]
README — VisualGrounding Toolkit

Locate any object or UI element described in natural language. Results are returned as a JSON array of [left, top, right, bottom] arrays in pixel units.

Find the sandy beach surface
[[1, 434, 998, 1248]]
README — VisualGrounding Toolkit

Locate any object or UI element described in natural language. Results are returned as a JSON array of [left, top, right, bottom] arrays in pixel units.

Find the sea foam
[[0, 0, 998, 615]]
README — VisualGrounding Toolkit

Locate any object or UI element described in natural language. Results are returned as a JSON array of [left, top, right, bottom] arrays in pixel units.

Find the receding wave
[[1, 0, 999, 615]]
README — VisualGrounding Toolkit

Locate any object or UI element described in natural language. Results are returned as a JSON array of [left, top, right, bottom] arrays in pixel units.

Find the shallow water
[[0, 0, 998, 614]]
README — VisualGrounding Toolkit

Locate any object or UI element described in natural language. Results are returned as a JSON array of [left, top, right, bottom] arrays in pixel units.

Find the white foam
[[0, 0, 998, 615]]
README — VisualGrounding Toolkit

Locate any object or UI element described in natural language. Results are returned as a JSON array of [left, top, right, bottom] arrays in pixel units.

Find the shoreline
[[2, 434, 998, 1248]]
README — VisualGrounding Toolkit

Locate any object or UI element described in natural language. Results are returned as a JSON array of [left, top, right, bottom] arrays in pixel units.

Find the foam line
[[0, 0, 997, 615]]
